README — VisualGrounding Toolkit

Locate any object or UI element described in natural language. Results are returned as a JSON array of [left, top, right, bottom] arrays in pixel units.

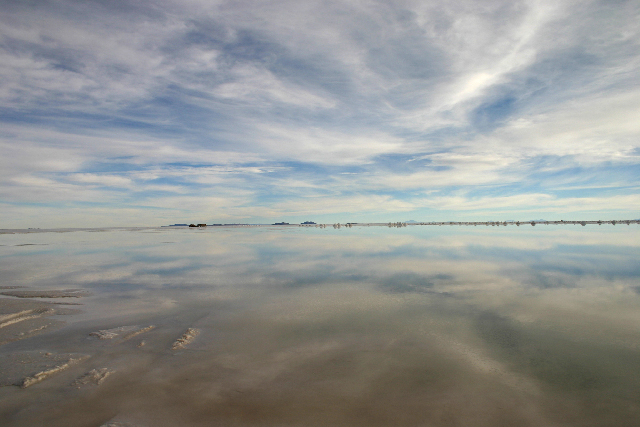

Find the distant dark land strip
[[382, 219, 640, 227], [314, 220, 640, 228], [3, 220, 638, 233], [177, 220, 640, 228]]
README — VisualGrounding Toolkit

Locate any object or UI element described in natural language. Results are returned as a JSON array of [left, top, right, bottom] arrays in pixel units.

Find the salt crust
[[21, 355, 89, 388], [100, 419, 142, 427], [0, 308, 53, 329], [72, 368, 114, 388], [171, 328, 200, 350], [90, 325, 155, 340]]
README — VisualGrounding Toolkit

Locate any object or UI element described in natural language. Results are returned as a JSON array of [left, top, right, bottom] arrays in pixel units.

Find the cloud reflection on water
[[0, 226, 639, 426]]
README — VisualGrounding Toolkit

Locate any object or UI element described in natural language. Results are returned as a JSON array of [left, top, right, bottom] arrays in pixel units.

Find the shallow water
[[0, 225, 639, 426]]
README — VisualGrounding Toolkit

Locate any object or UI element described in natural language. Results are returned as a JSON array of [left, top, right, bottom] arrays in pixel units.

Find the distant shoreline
[[2, 219, 639, 233], [169, 219, 640, 228]]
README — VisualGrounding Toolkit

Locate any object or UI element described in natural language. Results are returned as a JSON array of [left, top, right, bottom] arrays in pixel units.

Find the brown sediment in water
[[171, 328, 199, 350]]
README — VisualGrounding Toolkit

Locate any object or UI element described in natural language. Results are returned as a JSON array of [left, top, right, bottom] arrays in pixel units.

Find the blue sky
[[1, 0, 639, 227]]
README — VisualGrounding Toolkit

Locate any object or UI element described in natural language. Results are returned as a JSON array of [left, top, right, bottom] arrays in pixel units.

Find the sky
[[0, 0, 639, 227]]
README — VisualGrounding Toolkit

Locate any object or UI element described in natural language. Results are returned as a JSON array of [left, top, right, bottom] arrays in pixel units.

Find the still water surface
[[0, 225, 639, 426]]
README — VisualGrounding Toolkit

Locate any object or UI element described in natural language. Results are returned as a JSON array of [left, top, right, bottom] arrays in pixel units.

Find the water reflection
[[0, 226, 639, 426]]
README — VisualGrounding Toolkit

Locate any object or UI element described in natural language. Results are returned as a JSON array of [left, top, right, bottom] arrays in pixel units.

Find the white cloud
[[68, 173, 132, 188], [424, 193, 640, 214], [488, 89, 640, 162], [254, 124, 403, 165], [213, 64, 336, 109], [272, 194, 417, 216]]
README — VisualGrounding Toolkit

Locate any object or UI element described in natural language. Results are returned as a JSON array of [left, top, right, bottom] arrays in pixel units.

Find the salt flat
[[0, 226, 639, 426]]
